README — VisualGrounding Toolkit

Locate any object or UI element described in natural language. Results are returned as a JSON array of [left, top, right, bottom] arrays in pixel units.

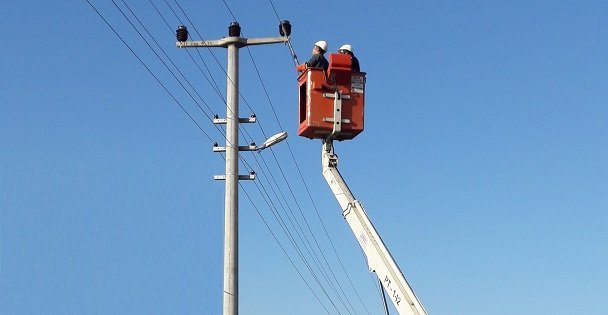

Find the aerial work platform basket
[[297, 53, 366, 141]]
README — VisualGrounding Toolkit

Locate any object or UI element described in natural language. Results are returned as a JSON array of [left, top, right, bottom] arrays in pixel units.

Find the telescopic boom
[[321, 140, 428, 315]]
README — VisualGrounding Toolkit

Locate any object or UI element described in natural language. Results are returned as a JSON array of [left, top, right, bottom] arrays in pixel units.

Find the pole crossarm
[[177, 36, 288, 49]]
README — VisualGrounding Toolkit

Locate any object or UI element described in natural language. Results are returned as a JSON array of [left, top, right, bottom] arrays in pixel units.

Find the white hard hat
[[314, 40, 328, 52], [339, 44, 353, 53]]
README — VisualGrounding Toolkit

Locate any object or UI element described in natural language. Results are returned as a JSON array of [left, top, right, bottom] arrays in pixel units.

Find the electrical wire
[[238, 152, 352, 314], [150, 0, 225, 104], [168, 0, 263, 146], [160, 0, 226, 104], [240, 182, 332, 315], [110, 0, 229, 147], [117, 1, 219, 123], [86, 0, 213, 143], [119, 0, 254, 155]]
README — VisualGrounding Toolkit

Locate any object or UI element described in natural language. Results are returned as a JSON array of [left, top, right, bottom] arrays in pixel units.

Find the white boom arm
[[321, 141, 428, 315]]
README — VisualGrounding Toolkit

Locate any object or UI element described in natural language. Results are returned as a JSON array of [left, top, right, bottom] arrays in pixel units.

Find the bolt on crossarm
[[176, 21, 290, 315]]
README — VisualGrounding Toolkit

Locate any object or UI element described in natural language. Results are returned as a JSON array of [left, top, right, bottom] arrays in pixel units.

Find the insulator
[[279, 20, 291, 37], [176, 25, 188, 41], [228, 22, 241, 37]]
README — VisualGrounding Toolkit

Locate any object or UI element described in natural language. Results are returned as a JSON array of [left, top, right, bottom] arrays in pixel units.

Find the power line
[[116, 0, 252, 152], [160, 0, 227, 104], [170, 0, 267, 146], [240, 182, 332, 315], [239, 153, 352, 314], [220, 0, 238, 22], [86, 0, 213, 143], [117, 0, 219, 124], [149, 0, 227, 105], [111, 0, 229, 146], [238, 154, 346, 314]]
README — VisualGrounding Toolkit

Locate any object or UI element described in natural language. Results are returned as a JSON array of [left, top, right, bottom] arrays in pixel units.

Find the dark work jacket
[[351, 55, 361, 72], [306, 54, 329, 72]]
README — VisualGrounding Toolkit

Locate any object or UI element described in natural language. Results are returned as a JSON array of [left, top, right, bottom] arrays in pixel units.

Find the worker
[[338, 44, 360, 72], [296, 40, 329, 72]]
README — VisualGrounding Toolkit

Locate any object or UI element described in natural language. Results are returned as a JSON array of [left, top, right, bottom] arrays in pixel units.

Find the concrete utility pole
[[176, 21, 290, 315]]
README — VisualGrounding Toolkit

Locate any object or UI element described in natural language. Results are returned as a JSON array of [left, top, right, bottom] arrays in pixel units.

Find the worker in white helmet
[[339, 44, 360, 72], [296, 40, 329, 72]]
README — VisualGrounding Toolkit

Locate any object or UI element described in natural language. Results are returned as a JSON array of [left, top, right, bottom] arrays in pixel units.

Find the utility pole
[[176, 21, 291, 315]]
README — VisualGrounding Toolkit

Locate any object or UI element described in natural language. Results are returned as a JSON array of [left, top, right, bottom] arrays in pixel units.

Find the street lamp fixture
[[256, 131, 288, 151]]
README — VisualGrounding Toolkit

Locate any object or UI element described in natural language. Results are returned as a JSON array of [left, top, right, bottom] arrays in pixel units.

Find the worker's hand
[[296, 63, 306, 72]]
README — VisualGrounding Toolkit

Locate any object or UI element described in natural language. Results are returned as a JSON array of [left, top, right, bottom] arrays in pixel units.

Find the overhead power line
[[86, 0, 214, 142]]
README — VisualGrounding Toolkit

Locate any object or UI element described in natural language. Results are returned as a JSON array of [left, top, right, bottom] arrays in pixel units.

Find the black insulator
[[279, 20, 291, 37], [176, 25, 188, 41], [228, 22, 241, 37]]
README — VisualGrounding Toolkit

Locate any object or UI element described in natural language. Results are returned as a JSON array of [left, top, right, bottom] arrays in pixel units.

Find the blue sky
[[1, 1, 607, 314]]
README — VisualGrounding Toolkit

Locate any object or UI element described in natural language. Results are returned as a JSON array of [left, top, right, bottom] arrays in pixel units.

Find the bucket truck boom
[[321, 140, 428, 315]]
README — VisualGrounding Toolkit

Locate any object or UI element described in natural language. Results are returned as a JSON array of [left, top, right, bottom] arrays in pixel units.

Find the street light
[[256, 131, 288, 152]]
